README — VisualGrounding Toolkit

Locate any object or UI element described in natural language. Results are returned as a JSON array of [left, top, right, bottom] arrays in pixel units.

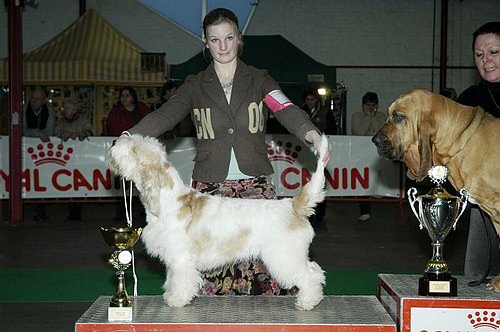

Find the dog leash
[[120, 131, 139, 297], [122, 178, 139, 297]]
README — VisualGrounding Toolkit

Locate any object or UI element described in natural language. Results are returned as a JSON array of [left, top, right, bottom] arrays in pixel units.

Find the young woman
[[127, 8, 329, 295]]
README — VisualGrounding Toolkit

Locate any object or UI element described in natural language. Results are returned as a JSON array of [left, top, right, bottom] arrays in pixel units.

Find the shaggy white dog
[[108, 134, 329, 310]]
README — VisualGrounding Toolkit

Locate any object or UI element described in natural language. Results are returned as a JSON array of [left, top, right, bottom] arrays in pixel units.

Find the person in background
[[106, 87, 150, 137], [126, 8, 330, 296], [301, 88, 337, 135], [106, 87, 150, 222], [23, 87, 55, 143], [151, 81, 195, 139], [300, 88, 337, 229], [351, 92, 386, 222], [23, 86, 56, 223], [456, 21, 500, 286], [55, 99, 93, 141], [150, 81, 178, 112], [55, 99, 93, 221]]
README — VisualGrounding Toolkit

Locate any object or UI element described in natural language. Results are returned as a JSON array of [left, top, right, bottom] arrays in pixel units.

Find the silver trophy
[[408, 166, 468, 296]]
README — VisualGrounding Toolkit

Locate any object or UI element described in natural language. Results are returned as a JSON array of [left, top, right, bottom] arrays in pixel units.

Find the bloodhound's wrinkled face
[[372, 88, 434, 181]]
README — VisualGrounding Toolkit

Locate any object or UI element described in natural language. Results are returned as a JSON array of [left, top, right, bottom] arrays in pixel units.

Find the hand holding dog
[[306, 130, 332, 165]]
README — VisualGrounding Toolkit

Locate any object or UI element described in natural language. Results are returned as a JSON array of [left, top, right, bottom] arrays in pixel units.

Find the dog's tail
[[292, 135, 328, 219]]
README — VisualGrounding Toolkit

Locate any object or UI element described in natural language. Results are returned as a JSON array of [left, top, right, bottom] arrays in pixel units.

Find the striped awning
[[0, 9, 166, 86]]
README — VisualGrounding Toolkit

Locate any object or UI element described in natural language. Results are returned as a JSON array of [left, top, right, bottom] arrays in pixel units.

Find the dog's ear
[[416, 101, 437, 181], [402, 144, 420, 180], [139, 162, 173, 217], [140, 163, 161, 217]]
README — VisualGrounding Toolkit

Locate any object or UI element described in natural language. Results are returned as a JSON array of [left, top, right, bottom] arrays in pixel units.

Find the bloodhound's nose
[[372, 132, 385, 147]]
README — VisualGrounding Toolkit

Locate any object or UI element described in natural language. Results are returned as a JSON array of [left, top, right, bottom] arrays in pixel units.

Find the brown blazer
[[129, 59, 318, 182]]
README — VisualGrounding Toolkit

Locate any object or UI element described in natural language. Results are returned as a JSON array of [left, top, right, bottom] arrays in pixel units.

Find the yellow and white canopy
[[0, 9, 166, 86]]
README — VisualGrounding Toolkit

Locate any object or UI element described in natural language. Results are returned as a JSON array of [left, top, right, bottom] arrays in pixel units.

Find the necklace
[[488, 89, 500, 112], [221, 79, 234, 95]]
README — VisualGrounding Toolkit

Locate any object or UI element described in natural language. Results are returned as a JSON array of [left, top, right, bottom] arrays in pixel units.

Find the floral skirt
[[193, 176, 292, 295]]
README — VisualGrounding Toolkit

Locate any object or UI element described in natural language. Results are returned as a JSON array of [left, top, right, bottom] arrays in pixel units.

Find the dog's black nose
[[372, 132, 384, 146]]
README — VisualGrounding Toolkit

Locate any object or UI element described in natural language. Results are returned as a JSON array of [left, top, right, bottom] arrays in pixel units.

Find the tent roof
[[171, 35, 336, 85], [1, 9, 166, 86]]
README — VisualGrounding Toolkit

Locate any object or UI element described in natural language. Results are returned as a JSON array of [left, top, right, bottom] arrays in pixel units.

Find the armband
[[265, 90, 293, 113]]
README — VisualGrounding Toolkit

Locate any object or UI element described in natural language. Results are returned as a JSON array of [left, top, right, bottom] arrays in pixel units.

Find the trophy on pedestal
[[101, 226, 142, 321], [408, 166, 468, 297]]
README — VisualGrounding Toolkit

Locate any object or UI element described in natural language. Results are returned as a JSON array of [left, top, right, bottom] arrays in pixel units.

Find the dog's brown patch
[[177, 190, 196, 221], [177, 192, 209, 230], [290, 190, 311, 230], [192, 233, 211, 256], [159, 162, 174, 189], [218, 228, 250, 257]]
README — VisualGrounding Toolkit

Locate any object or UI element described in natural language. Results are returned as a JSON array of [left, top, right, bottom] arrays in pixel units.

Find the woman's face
[[120, 89, 135, 108], [62, 104, 77, 120], [305, 95, 318, 110], [205, 22, 239, 65], [474, 33, 500, 83]]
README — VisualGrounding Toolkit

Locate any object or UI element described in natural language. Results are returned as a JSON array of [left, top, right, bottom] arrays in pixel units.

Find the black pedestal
[[418, 272, 457, 296]]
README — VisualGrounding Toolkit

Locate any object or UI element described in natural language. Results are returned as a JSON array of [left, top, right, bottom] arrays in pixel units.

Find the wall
[[1, 0, 499, 133], [245, 0, 500, 132]]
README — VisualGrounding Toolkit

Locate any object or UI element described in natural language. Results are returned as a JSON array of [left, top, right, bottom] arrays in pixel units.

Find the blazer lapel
[[201, 63, 232, 116], [230, 59, 252, 114]]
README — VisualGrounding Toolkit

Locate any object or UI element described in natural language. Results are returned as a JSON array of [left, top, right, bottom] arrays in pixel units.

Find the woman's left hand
[[305, 130, 332, 164]]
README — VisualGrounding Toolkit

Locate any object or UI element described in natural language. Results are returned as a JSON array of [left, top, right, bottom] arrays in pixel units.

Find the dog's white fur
[[108, 134, 328, 310]]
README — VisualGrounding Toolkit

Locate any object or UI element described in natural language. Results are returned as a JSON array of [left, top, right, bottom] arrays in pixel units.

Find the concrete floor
[[0, 199, 470, 331]]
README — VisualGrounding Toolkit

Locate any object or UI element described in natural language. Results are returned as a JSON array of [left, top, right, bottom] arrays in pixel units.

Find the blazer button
[[227, 128, 234, 135]]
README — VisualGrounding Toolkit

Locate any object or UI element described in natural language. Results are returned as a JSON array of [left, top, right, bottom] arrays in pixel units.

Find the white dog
[[108, 134, 329, 310]]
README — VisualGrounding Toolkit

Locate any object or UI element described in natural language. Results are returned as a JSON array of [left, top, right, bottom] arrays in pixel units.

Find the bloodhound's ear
[[416, 115, 436, 181]]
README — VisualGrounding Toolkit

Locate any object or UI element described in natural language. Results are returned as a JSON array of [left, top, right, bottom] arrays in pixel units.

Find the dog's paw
[[294, 295, 323, 311], [486, 276, 500, 292], [163, 292, 193, 307]]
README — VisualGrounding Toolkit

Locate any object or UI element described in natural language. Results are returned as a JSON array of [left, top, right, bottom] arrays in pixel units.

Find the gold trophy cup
[[408, 166, 468, 296], [101, 226, 142, 320]]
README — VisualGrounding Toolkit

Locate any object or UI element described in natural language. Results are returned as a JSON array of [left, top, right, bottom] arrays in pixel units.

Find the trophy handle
[[408, 187, 424, 230], [452, 189, 470, 229]]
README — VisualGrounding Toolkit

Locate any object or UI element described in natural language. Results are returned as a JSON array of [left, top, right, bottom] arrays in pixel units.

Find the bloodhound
[[372, 88, 500, 291]]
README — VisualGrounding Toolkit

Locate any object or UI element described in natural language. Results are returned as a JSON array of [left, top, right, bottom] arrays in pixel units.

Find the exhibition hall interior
[[1, 0, 499, 331]]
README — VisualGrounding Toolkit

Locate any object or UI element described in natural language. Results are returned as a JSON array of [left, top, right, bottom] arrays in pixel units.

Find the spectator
[[126, 8, 330, 295], [456, 21, 500, 285], [106, 87, 150, 137], [351, 92, 386, 222], [150, 81, 178, 112], [301, 88, 337, 135], [23, 87, 55, 143], [55, 99, 93, 221], [55, 99, 93, 141], [23, 87, 55, 223], [151, 81, 195, 139]]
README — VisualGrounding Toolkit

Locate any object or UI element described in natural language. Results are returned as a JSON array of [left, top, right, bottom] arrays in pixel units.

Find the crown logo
[[267, 140, 302, 164], [468, 311, 499, 329], [27, 143, 74, 166]]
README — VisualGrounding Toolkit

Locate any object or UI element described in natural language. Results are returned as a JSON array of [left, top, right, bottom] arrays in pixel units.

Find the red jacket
[[106, 102, 150, 136]]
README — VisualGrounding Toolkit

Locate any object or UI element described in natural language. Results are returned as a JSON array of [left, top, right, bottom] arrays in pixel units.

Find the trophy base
[[418, 272, 457, 297]]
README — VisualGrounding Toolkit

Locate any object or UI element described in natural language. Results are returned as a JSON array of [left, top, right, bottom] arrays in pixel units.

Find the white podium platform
[[377, 274, 500, 332], [75, 295, 396, 332]]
